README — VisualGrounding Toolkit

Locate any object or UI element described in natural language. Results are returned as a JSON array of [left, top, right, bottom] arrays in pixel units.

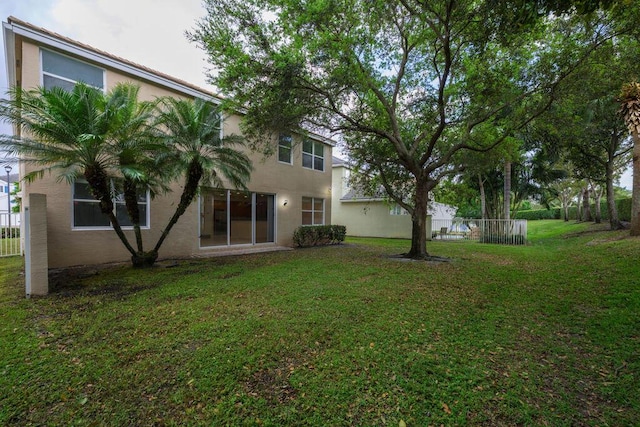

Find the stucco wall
[[16, 37, 332, 268], [331, 165, 432, 239]]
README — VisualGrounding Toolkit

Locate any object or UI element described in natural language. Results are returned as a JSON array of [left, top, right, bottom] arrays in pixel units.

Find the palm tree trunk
[[84, 165, 136, 256], [478, 174, 486, 220], [631, 129, 640, 235], [153, 160, 204, 253], [123, 178, 144, 253], [504, 161, 511, 221]]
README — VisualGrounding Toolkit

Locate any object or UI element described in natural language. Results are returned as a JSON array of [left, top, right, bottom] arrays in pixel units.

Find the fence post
[[25, 193, 48, 297]]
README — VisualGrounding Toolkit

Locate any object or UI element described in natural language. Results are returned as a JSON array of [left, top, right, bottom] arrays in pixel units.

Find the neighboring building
[[332, 157, 455, 239], [0, 173, 19, 226], [3, 17, 334, 268]]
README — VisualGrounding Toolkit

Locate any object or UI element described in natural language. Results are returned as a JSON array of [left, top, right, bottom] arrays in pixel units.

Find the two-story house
[[3, 16, 334, 269]]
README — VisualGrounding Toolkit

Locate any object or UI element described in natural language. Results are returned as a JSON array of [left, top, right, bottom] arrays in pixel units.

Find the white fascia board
[[340, 198, 385, 203], [3, 20, 220, 103], [2, 22, 16, 88], [307, 133, 336, 147]]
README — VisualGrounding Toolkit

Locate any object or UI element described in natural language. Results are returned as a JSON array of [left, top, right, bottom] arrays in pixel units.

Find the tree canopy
[[191, 0, 632, 258]]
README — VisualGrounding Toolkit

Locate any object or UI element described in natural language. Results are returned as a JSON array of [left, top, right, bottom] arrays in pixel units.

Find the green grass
[[1, 220, 638, 426]]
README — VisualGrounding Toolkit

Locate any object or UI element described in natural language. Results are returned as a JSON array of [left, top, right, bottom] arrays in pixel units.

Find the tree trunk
[[153, 160, 204, 253], [605, 161, 623, 229], [478, 174, 486, 220], [582, 184, 592, 222], [592, 184, 602, 224], [631, 129, 640, 235], [123, 178, 144, 253], [406, 178, 430, 259], [84, 165, 136, 256], [504, 161, 511, 220], [561, 189, 570, 221]]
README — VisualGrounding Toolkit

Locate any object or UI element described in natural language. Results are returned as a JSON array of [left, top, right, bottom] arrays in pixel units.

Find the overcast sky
[[0, 0, 633, 189]]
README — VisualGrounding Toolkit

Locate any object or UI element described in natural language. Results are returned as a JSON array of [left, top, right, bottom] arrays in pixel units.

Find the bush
[[514, 209, 560, 220], [514, 198, 632, 222], [562, 198, 631, 221], [1, 227, 19, 239], [293, 225, 346, 247]]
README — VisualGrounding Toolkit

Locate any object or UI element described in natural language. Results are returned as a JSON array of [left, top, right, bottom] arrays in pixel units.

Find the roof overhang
[[3, 17, 221, 103]]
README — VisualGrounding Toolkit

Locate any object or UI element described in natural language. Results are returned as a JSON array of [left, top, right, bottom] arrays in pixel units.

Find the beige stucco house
[[332, 157, 456, 239], [3, 17, 334, 270]]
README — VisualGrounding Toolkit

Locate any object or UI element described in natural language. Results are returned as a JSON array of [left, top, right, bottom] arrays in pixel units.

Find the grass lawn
[[1, 220, 638, 426]]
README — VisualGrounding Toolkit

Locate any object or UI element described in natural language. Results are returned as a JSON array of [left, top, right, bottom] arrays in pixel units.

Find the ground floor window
[[73, 180, 149, 228], [199, 188, 275, 247], [390, 204, 409, 215], [302, 197, 324, 225]]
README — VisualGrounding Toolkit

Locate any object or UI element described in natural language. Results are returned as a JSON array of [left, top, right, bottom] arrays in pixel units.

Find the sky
[[0, 0, 634, 190]]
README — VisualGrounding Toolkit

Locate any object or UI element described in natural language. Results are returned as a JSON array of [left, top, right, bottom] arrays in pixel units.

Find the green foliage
[[191, 0, 628, 257], [515, 208, 561, 220], [9, 182, 20, 213], [0, 84, 252, 267], [0, 227, 19, 239], [293, 225, 346, 247], [516, 198, 632, 221]]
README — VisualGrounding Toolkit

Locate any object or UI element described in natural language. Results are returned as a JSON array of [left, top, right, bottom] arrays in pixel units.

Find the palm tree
[[619, 82, 640, 235], [0, 83, 138, 254], [150, 97, 253, 258], [1, 85, 253, 268], [105, 84, 169, 259]]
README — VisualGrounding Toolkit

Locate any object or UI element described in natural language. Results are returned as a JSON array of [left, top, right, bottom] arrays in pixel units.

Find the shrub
[[1, 227, 19, 239], [514, 209, 560, 220], [293, 225, 346, 247]]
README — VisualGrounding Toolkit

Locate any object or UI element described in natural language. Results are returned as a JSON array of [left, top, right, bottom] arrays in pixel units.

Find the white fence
[[1, 212, 21, 257], [431, 218, 527, 245]]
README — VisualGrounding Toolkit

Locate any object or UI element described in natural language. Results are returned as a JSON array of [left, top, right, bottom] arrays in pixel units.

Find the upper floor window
[[302, 139, 324, 171], [278, 134, 292, 164], [73, 180, 149, 229], [41, 49, 104, 91]]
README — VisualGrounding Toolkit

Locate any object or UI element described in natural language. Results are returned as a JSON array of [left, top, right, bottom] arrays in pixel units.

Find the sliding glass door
[[200, 189, 275, 247]]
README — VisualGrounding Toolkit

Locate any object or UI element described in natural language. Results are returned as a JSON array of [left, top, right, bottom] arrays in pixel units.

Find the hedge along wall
[[514, 198, 631, 221]]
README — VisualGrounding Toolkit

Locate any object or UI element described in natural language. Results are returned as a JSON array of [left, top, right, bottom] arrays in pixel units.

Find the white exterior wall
[[331, 164, 432, 239]]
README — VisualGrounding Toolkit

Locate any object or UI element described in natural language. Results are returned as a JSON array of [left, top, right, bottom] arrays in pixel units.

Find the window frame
[[390, 204, 409, 216], [72, 180, 150, 230], [302, 139, 325, 172], [40, 48, 105, 92], [278, 134, 293, 165], [301, 196, 325, 225]]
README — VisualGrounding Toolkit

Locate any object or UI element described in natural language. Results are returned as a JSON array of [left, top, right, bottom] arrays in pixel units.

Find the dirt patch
[[387, 253, 452, 264], [245, 358, 299, 405]]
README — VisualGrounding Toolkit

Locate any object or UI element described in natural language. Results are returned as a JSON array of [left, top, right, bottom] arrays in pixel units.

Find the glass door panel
[[200, 189, 228, 247], [229, 190, 252, 245], [255, 194, 275, 243]]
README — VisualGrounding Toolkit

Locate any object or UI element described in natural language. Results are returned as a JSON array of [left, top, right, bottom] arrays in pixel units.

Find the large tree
[[192, 0, 624, 258], [0, 83, 252, 267], [620, 82, 640, 235]]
